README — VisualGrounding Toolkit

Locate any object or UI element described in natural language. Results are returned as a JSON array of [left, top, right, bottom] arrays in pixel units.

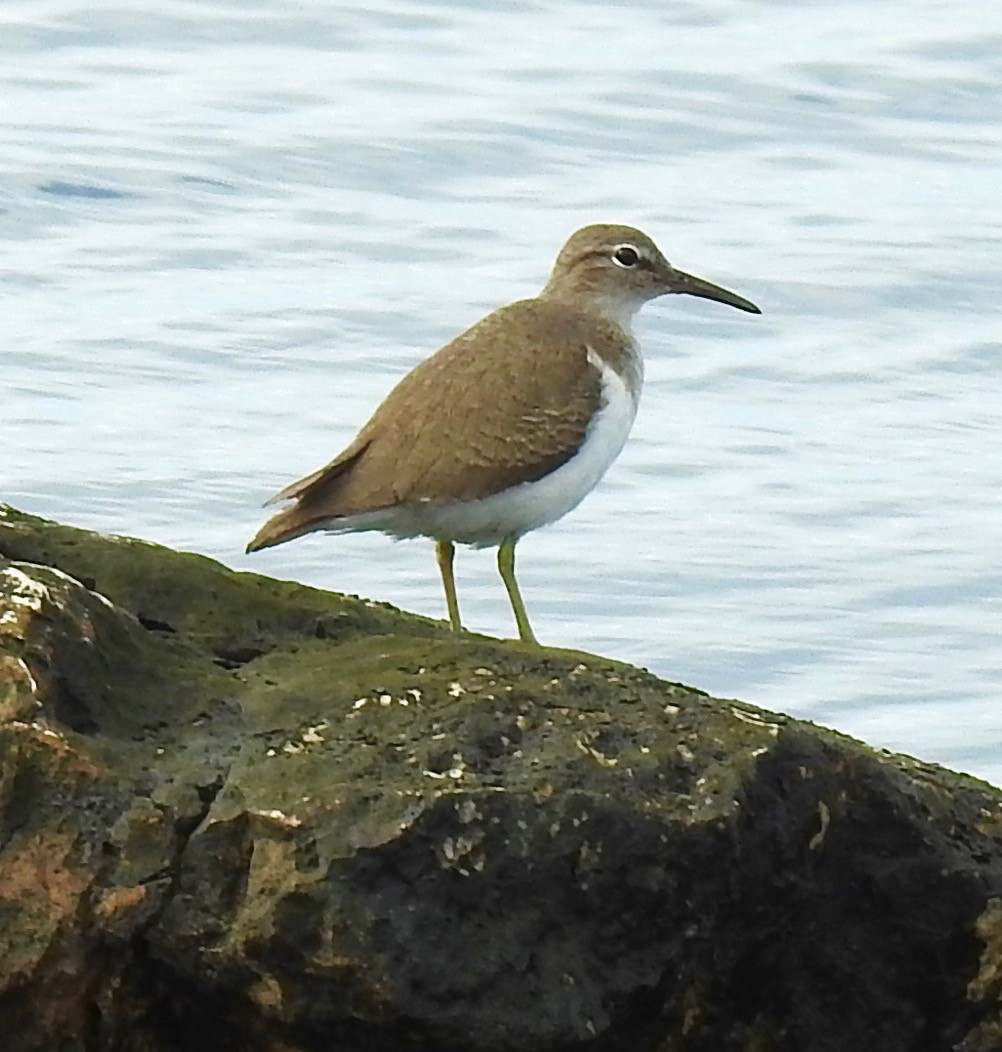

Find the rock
[[1, 503, 1000, 1052]]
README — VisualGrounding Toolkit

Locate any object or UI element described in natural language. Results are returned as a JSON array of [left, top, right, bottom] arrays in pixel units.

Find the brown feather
[[245, 504, 325, 552], [262, 440, 370, 507]]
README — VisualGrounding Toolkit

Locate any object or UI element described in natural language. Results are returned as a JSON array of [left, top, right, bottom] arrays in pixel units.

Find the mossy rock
[[1, 504, 1001, 1052]]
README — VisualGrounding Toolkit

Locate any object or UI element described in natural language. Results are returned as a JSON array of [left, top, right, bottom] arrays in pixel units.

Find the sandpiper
[[246, 224, 760, 644]]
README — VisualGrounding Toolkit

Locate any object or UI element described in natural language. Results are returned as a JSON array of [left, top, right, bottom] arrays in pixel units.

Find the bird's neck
[[539, 279, 645, 337]]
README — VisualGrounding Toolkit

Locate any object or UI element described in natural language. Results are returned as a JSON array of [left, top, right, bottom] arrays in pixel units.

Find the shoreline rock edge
[[1, 504, 1001, 1052]]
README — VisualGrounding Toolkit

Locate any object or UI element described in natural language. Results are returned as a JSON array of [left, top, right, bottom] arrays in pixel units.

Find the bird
[[246, 223, 760, 644]]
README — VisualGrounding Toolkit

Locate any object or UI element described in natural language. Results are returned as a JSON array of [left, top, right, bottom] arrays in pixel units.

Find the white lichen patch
[[456, 798, 480, 824], [41, 566, 87, 589], [730, 706, 781, 733], [301, 718, 330, 744], [732, 706, 778, 732], [575, 736, 618, 768], [42, 567, 117, 611], [349, 691, 420, 715], [0, 564, 107, 645], [250, 808, 303, 829], [109, 533, 160, 548], [437, 837, 486, 871], [30, 720, 65, 741], [423, 753, 467, 781], [0, 656, 41, 712], [19, 657, 39, 697], [90, 589, 116, 609], [1, 565, 49, 612], [439, 822, 486, 875]]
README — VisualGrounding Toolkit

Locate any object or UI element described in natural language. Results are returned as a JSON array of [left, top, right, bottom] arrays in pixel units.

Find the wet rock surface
[[1, 504, 1001, 1052]]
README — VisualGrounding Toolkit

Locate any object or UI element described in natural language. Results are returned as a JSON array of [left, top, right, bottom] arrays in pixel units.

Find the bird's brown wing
[[247, 298, 612, 551], [261, 439, 370, 507]]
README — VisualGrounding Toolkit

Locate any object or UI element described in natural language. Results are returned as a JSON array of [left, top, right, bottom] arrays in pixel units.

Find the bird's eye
[[613, 245, 640, 268]]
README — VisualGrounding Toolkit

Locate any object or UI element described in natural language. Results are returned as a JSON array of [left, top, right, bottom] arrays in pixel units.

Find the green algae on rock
[[1, 504, 1001, 1052]]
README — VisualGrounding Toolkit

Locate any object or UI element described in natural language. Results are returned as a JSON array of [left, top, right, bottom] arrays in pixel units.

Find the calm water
[[3, 1, 1000, 783]]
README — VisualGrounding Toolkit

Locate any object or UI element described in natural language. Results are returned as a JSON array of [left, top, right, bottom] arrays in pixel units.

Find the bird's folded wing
[[261, 298, 622, 530], [327, 300, 608, 513]]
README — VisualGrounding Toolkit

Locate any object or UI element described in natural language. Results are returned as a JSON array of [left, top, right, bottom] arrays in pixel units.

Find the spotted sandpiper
[[246, 224, 760, 644]]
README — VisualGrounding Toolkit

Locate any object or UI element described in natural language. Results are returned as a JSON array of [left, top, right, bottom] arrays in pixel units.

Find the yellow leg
[[497, 538, 539, 645], [435, 540, 463, 633]]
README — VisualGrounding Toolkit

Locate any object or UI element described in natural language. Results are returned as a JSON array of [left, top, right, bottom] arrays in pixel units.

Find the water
[[3, 0, 1000, 784]]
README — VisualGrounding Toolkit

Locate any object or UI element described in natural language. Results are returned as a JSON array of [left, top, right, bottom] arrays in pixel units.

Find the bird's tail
[[245, 504, 326, 553], [247, 441, 371, 552]]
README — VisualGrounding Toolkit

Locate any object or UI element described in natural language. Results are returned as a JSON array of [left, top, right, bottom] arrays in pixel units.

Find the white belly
[[326, 348, 641, 548]]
